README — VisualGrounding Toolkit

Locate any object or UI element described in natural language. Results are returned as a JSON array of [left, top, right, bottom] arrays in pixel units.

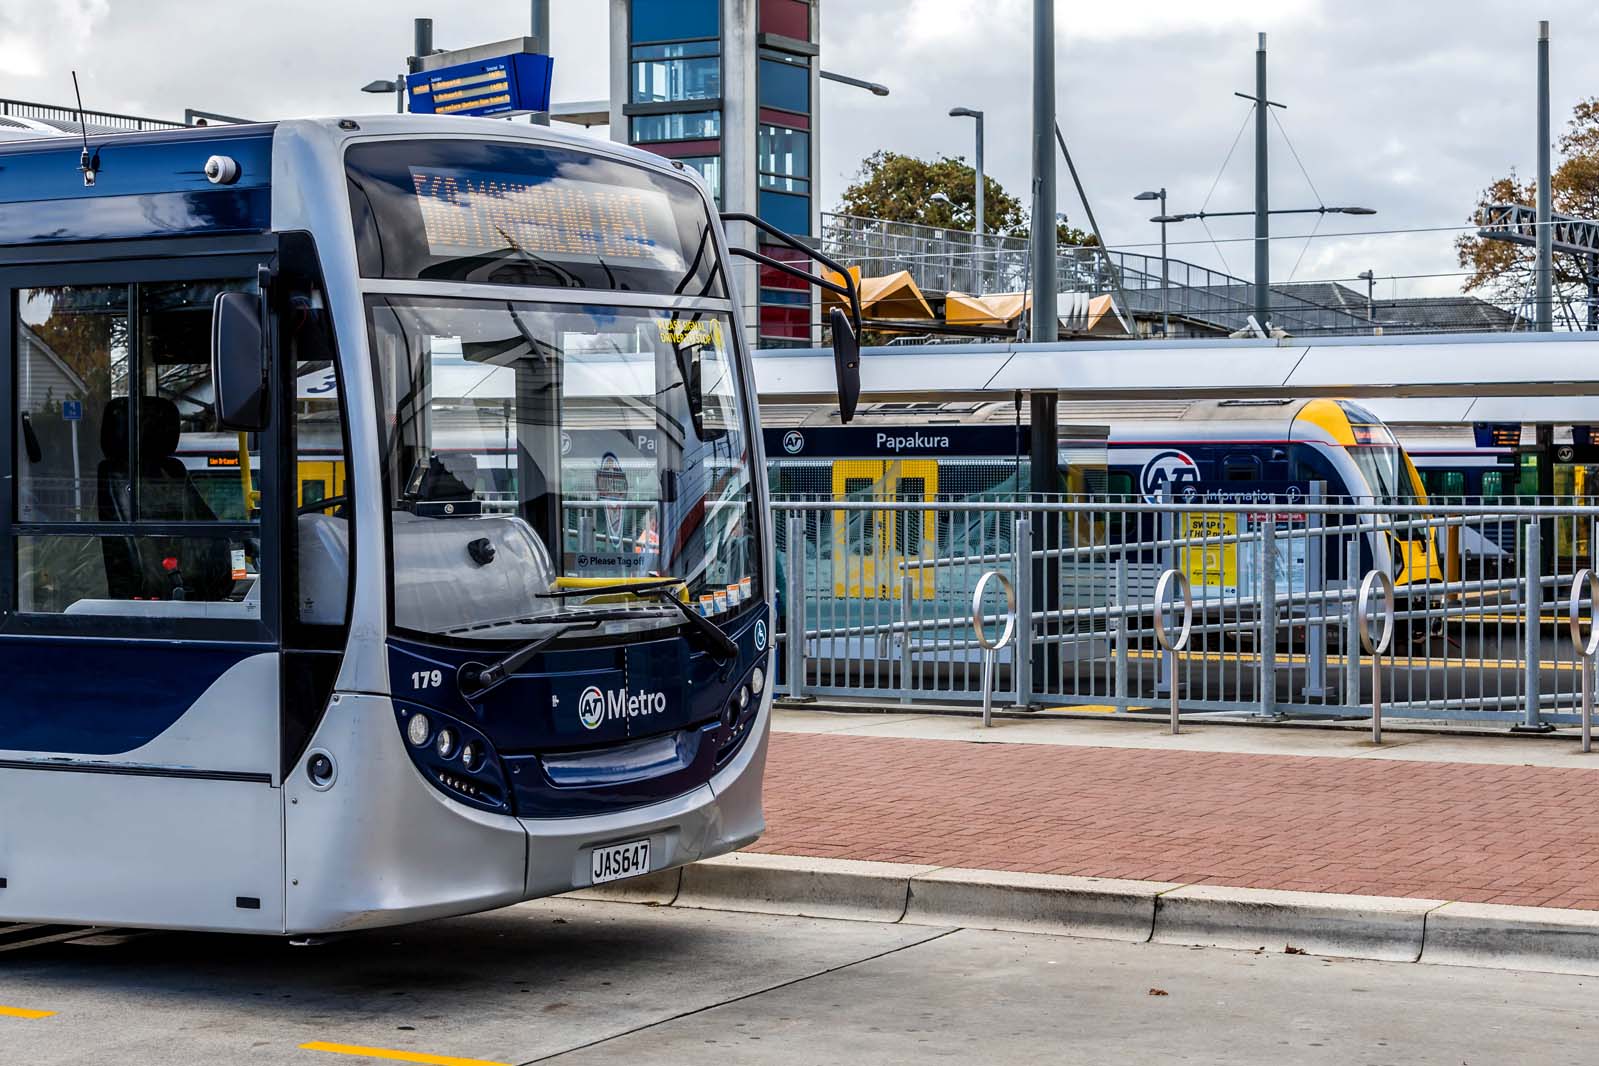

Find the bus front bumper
[[520, 701, 770, 900]]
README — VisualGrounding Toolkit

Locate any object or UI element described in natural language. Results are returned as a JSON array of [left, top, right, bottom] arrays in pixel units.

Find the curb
[[569, 854, 1599, 976]]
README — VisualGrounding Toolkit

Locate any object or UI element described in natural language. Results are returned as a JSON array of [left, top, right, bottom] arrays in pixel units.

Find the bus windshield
[[369, 297, 758, 642]]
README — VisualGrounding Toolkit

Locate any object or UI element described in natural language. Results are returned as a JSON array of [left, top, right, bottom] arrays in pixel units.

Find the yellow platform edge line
[[0, 1005, 56, 1019], [299, 1042, 508, 1066]]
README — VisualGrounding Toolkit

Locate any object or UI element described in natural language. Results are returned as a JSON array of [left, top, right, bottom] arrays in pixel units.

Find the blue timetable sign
[[406, 52, 554, 119]]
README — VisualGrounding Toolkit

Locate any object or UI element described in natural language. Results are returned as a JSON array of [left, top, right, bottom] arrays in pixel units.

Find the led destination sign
[[409, 166, 685, 270]]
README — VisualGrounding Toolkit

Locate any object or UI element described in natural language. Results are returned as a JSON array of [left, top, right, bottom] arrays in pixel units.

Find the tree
[[1456, 97, 1599, 310], [836, 150, 1096, 246]]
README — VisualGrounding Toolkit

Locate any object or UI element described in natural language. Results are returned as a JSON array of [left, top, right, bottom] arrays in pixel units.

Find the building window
[[678, 155, 723, 205], [758, 52, 810, 114], [631, 0, 718, 44], [631, 40, 720, 104], [632, 110, 722, 143], [758, 124, 809, 193], [758, 190, 810, 236], [760, 0, 812, 41]]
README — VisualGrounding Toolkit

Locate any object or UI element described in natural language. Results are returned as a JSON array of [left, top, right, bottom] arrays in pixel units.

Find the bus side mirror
[[212, 290, 270, 431], [830, 307, 861, 425]]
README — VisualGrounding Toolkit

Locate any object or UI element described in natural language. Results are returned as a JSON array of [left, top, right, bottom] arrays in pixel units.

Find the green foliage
[[837, 150, 1098, 247]]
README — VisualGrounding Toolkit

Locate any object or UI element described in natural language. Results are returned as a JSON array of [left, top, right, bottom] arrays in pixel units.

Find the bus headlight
[[460, 741, 479, 770], [435, 729, 457, 760], [750, 666, 765, 694], [407, 713, 431, 747], [738, 685, 750, 711]]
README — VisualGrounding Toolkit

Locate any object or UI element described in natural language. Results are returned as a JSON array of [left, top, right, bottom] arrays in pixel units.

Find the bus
[[0, 115, 857, 934]]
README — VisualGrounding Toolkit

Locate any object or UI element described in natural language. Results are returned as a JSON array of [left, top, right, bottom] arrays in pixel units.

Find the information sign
[[406, 51, 554, 119]]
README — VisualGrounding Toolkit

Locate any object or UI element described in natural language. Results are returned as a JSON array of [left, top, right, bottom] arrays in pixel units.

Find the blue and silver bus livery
[[0, 116, 859, 935]]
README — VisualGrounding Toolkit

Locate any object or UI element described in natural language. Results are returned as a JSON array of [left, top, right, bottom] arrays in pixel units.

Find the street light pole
[[531, 0, 551, 125], [950, 107, 986, 291], [1536, 20, 1553, 332], [1137, 188, 1169, 336], [1254, 32, 1270, 328]]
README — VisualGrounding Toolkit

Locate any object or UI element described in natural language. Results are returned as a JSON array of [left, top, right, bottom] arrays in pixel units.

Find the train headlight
[[407, 713, 431, 747], [750, 666, 766, 695], [435, 729, 457, 760]]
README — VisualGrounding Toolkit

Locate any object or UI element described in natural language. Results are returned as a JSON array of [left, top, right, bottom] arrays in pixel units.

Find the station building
[[606, 0, 821, 349]]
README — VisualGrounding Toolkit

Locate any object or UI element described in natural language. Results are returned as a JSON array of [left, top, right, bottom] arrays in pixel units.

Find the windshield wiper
[[548, 578, 737, 661], [458, 608, 646, 694], [633, 582, 738, 661], [457, 585, 737, 694]]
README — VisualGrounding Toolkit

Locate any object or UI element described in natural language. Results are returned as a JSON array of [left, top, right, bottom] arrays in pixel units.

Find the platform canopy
[[752, 331, 1599, 407]]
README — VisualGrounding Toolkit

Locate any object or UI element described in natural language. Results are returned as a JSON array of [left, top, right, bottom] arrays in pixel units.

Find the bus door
[[1, 250, 289, 930], [830, 459, 938, 599]]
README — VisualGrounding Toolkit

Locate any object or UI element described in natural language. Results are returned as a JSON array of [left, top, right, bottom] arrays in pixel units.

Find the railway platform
[[755, 705, 1599, 911]]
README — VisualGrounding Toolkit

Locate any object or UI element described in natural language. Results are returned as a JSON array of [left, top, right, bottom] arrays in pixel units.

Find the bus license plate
[[591, 839, 651, 885]]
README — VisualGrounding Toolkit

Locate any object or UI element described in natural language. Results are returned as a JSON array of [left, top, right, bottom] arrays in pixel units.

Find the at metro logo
[[577, 685, 668, 730]]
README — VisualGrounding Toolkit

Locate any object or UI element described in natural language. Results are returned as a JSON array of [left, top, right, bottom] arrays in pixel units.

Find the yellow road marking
[[1127, 648, 1580, 672], [0, 1004, 56, 1019], [300, 1042, 508, 1066], [1047, 704, 1152, 714]]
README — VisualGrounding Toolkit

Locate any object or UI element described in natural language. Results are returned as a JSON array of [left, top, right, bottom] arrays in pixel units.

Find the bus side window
[[13, 278, 263, 623]]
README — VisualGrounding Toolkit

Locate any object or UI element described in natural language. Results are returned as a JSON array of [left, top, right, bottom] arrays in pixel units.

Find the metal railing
[[773, 494, 1599, 729], [819, 212, 1513, 337], [0, 97, 185, 133]]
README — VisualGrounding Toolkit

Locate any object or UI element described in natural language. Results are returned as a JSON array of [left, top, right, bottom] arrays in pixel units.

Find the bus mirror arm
[[721, 212, 862, 424]]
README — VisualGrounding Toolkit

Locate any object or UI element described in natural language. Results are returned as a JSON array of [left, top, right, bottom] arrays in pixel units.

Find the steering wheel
[[297, 495, 349, 517]]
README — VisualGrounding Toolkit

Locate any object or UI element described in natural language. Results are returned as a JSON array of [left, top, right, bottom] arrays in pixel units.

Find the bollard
[[1568, 569, 1599, 753], [1358, 570, 1396, 744], [1152, 568, 1194, 735], [972, 570, 1017, 729]]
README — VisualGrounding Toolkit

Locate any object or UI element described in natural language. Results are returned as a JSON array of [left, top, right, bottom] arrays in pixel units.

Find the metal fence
[[0, 97, 186, 133], [819, 213, 1375, 337], [773, 495, 1599, 728]]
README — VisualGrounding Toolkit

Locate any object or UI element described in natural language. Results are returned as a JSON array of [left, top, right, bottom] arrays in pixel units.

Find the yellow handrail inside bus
[[554, 575, 689, 603], [237, 431, 260, 514]]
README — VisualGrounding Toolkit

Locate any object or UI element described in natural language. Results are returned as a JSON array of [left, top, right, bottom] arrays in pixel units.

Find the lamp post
[[1135, 188, 1168, 336], [819, 70, 890, 96], [1357, 269, 1376, 324], [949, 108, 985, 238], [951, 107, 986, 295]]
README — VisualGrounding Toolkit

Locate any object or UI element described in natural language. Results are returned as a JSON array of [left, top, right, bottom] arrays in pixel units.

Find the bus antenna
[[71, 71, 98, 187]]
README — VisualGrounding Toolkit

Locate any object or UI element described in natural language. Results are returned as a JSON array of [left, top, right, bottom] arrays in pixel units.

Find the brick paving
[[751, 731, 1599, 910]]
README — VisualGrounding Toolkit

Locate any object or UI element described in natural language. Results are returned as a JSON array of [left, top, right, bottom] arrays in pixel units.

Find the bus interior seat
[[98, 396, 231, 601]]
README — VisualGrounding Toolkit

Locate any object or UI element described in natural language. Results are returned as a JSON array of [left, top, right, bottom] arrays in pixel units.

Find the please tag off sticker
[[231, 549, 248, 581]]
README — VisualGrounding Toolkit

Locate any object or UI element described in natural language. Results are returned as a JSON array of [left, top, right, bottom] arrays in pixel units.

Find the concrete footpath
[[595, 706, 1599, 975]]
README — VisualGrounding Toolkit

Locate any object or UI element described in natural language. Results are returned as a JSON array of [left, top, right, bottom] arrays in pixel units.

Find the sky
[[1, 0, 1596, 301]]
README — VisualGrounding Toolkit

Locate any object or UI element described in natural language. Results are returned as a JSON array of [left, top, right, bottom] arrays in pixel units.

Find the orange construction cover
[[824, 269, 936, 321], [945, 291, 1031, 326]]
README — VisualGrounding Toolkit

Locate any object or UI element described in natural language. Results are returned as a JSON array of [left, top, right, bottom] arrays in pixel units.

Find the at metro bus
[[0, 116, 858, 934]]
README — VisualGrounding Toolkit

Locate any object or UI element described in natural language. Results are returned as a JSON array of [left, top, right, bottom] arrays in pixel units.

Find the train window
[[1223, 454, 1260, 482], [1428, 470, 1465, 498], [1107, 471, 1134, 499], [1482, 471, 1505, 499], [13, 277, 265, 626]]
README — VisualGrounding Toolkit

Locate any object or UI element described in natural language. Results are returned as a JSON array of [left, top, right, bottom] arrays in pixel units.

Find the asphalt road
[[2, 899, 1595, 1065]]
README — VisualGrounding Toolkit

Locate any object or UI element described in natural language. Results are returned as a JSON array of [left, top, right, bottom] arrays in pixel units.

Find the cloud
[[1, 0, 1589, 301]]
